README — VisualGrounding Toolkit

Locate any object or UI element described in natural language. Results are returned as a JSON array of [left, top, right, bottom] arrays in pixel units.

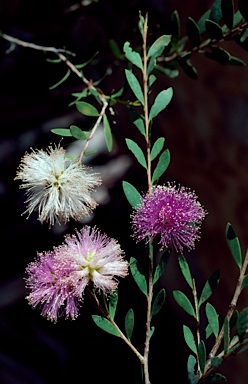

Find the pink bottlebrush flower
[[131, 183, 207, 253], [25, 226, 128, 322], [15, 145, 101, 225]]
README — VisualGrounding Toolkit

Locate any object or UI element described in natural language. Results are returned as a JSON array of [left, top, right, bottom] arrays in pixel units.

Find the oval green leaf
[[183, 325, 197, 353], [152, 149, 170, 183], [237, 307, 248, 342], [122, 181, 142, 208], [125, 69, 144, 105], [205, 19, 223, 40], [198, 340, 206, 374], [70, 125, 89, 140], [186, 17, 202, 47], [103, 114, 113, 152], [226, 222, 242, 269], [123, 42, 143, 70], [130, 256, 147, 295], [206, 302, 219, 338], [150, 137, 165, 161], [210, 0, 223, 22], [151, 288, 166, 317], [125, 308, 134, 340], [153, 249, 171, 284], [147, 35, 171, 59], [125, 138, 147, 169], [108, 290, 118, 319], [76, 101, 99, 116], [92, 315, 120, 337], [178, 254, 193, 289], [51, 128, 72, 137], [199, 269, 220, 307], [149, 87, 173, 120], [173, 290, 196, 317]]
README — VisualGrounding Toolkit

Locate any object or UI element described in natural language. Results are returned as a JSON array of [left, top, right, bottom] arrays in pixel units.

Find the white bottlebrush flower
[[15, 145, 102, 225]]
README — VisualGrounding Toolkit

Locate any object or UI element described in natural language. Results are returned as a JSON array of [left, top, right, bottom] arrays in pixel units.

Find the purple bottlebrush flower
[[25, 226, 128, 322], [15, 145, 101, 226], [131, 183, 207, 253]]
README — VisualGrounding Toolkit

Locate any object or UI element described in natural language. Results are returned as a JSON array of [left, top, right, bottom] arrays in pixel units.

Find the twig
[[0, 32, 76, 56], [0, 32, 108, 163]]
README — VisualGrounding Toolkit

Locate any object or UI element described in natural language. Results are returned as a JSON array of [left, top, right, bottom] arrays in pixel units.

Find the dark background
[[1, 0, 248, 383]]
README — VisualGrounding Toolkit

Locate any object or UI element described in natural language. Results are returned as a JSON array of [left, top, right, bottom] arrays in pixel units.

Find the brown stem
[[142, 14, 152, 194]]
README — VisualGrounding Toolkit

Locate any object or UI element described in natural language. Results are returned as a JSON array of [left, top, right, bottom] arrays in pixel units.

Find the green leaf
[[125, 69, 144, 105], [183, 325, 197, 353], [199, 269, 220, 307], [138, 12, 145, 39], [76, 101, 99, 116], [226, 222, 242, 269], [230, 310, 239, 329], [152, 149, 170, 183], [91, 315, 120, 337], [123, 42, 143, 70], [151, 289, 166, 317], [197, 10, 211, 34], [122, 181, 142, 208], [198, 340, 206, 374], [224, 316, 230, 353], [204, 46, 230, 65], [187, 355, 199, 384], [179, 57, 198, 80], [238, 0, 248, 21], [237, 307, 248, 342], [155, 64, 179, 79], [109, 39, 124, 59], [51, 128, 72, 137], [125, 308, 134, 340], [147, 55, 156, 75], [242, 275, 248, 289], [228, 56, 246, 66], [221, 0, 234, 29], [211, 356, 222, 368], [70, 125, 89, 140], [147, 35, 171, 59], [209, 373, 227, 382], [210, 0, 223, 22], [129, 110, 146, 136], [205, 19, 223, 40], [150, 137, 165, 161], [149, 88, 173, 120], [103, 115, 113, 152], [150, 326, 155, 339], [186, 17, 202, 47], [153, 249, 171, 284], [206, 302, 219, 338], [170, 10, 180, 42], [178, 254, 194, 289], [130, 256, 147, 295], [173, 290, 196, 317], [108, 290, 118, 319], [125, 138, 147, 169], [148, 74, 157, 88], [49, 69, 71, 90]]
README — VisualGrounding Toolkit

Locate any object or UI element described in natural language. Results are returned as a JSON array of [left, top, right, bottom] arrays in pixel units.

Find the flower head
[[25, 226, 128, 322], [132, 183, 207, 253], [15, 145, 101, 225]]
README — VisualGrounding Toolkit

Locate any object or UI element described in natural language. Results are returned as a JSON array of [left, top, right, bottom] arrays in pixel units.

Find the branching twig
[[0, 32, 108, 164]]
